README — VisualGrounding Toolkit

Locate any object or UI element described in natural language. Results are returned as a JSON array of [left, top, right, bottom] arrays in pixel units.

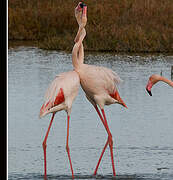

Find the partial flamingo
[[39, 3, 87, 179], [40, 47, 81, 179], [146, 74, 173, 96], [73, 3, 127, 177]]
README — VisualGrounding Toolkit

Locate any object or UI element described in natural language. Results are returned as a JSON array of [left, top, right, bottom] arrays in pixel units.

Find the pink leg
[[94, 137, 109, 175], [42, 113, 55, 179], [93, 106, 116, 176], [93, 106, 110, 175], [101, 109, 116, 176], [66, 115, 74, 179]]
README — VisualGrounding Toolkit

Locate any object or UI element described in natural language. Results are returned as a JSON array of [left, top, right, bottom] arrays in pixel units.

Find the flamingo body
[[76, 64, 126, 109], [75, 63, 127, 177], [40, 70, 80, 118]]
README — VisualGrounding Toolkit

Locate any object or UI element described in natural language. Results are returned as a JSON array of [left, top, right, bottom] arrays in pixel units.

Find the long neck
[[78, 43, 84, 64], [160, 76, 173, 87], [72, 44, 84, 70], [72, 35, 85, 69]]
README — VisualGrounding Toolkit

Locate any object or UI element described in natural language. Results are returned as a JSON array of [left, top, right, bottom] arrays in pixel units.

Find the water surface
[[8, 47, 173, 179]]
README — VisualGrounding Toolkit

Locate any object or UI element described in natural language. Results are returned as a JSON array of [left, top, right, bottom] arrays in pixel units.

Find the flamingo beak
[[76, 2, 83, 11], [146, 88, 152, 96], [146, 80, 153, 96]]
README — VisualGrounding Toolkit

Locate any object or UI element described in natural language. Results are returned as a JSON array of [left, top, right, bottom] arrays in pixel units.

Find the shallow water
[[8, 46, 173, 179]]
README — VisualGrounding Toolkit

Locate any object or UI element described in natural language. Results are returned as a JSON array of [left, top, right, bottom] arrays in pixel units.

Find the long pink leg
[[94, 137, 109, 175], [93, 106, 110, 175], [93, 106, 109, 175], [42, 113, 55, 179], [93, 106, 116, 176], [66, 115, 74, 179], [101, 109, 116, 176]]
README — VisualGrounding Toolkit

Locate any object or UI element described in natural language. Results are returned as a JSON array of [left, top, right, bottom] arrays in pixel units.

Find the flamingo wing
[[100, 66, 122, 86], [79, 64, 122, 96], [40, 71, 80, 118], [40, 74, 65, 118]]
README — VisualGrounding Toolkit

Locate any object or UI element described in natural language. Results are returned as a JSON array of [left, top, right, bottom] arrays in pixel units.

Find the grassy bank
[[9, 0, 173, 52]]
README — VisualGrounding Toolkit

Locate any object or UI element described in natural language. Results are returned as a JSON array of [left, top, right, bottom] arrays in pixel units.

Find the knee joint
[[42, 141, 47, 149], [66, 145, 70, 152], [108, 136, 113, 146]]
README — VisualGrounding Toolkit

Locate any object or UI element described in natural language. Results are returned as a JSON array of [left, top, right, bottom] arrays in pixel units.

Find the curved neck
[[160, 76, 173, 87], [72, 27, 86, 69], [72, 43, 84, 70]]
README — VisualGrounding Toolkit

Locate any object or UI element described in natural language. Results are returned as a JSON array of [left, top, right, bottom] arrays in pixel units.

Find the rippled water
[[8, 46, 173, 179]]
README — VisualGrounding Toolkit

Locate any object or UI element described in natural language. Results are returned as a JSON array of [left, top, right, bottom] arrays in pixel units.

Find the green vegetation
[[9, 0, 173, 52]]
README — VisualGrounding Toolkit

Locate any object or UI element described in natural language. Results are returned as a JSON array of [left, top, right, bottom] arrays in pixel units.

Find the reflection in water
[[8, 47, 173, 179]]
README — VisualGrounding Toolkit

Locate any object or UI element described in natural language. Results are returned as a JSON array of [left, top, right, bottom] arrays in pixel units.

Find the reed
[[8, 0, 173, 52]]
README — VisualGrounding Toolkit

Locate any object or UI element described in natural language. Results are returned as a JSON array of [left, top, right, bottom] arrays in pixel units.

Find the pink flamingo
[[39, 3, 87, 179], [146, 74, 173, 96], [40, 55, 80, 179], [74, 3, 127, 177]]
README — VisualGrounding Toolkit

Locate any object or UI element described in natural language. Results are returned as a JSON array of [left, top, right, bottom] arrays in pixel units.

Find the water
[[8, 46, 173, 179]]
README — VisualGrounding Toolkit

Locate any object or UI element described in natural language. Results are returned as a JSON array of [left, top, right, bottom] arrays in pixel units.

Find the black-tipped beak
[[146, 88, 152, 96], [79, 2, 86, 8]]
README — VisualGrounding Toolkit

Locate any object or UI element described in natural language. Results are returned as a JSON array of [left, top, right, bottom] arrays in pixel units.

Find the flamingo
[[40, 71, 79, 179], [39, 3, 87, 179], [146, 74, 173, 96], [39, 44, 81, 179], [73, 3, 127, 176]]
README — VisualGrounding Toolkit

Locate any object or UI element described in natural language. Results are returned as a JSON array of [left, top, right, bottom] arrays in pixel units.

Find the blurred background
[[8, 0, 173, 52]]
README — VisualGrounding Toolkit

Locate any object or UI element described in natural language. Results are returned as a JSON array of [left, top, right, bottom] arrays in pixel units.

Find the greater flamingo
[[73, 3, 127, 177], [146, 74, 173, 96], [39, 40, 82, 179], [39, 3, 88, 179]]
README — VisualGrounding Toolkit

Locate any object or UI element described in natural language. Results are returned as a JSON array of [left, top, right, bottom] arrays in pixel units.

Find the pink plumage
[[76, 64, 126, 109], [71, 4, 127, 176], [40, 70, 80, 179], [40, 71, 80, 118]]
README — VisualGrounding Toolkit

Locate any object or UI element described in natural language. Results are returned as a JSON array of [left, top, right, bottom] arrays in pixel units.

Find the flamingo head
[[114, 91, 128, 108], [79, 2, 87, 9], [76, 2, 83, 11], [76, 2, 86, 11], [146, 74, 161, 96]]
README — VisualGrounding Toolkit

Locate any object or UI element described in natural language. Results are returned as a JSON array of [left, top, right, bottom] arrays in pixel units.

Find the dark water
[[8, 46, 173, 179]]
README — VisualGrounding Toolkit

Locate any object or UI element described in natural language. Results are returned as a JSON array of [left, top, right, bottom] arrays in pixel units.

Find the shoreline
[[8, 40, 173, 56]]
